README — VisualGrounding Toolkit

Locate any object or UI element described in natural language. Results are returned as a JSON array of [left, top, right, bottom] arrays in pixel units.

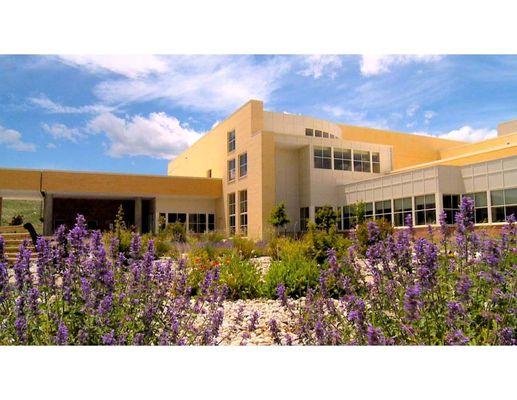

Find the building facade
[[1, 100, 516, 238]]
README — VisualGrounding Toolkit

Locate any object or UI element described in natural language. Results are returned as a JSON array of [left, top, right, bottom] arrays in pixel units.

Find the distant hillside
[[1, 199, 43, 234]]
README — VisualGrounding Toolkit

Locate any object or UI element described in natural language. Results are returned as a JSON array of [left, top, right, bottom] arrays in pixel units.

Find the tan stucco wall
[[0, 169, 41, 192], [168, 100, 269, 238], [0, 168, 221, 198], [439, 132, 517, 160], [498, 120, 517, 136], [339, 124, 466, 170]]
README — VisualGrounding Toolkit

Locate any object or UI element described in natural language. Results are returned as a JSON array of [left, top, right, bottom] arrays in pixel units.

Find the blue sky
[[1, 55, 516, 175]]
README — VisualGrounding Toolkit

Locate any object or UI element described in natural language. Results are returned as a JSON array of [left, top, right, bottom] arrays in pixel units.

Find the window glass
[[239, 153, 247, 177], [323, 132, 329, 138], [353, 150, 371, 172], [393, 197, 412, 227], [314, 146, 332, 169], [443, 194, 460, 224], [228, 130, 235, 152], [491, 190, 504, 206], [333, 148, 352, 171], [228, 193, 236, 234], [315, 130, 322, 137], [463, 192, 488, 224], [414, 195, 436, 225], [208, 214, 215, 231], [305, 128, 313, 136], [239, 190, 248, 235], [372, 152, 380, 173], [228, 159, 236, 181], [300, 207, 310, 231]]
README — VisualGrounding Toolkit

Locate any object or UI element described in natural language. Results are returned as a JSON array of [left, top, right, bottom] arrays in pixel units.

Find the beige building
[[1, 99, 516, 238]]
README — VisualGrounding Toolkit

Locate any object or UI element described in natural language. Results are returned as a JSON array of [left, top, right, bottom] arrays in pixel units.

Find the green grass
[[1, 199, 43, 234]]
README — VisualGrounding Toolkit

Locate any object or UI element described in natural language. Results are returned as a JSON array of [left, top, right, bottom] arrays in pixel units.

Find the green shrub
[[231, 235, 259, 259], [220, 254, 263, 300], [304, 224, 351, 264], [263, 240, 319, 298], [355, 218, 393, 256], [168, 221, 187, 243]]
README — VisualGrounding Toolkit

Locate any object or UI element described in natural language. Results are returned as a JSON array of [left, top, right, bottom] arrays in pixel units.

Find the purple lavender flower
[[403, 284, 422, 322], [55, 321, 69, 345], [277, 283, 287, 307], [248, 311, 260, 332], [414, 238, 438, 290], [269, 319, 282, 345], [445, 329, 469, 345], [456, 275, 473, 300], [101, 329, 116, 345], [0, 261, 9, 303], [498, 327, 515, 345], [367, 325, 387, 345]]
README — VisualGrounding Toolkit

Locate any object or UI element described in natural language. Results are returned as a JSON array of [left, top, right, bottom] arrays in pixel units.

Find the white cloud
[[360, 55, 443, 76], [58, 55, 290, 113], [88, 112, 202, 159], [46, 143, 57, 149], [299, 55, 343, 79], [30, 95, 113, 114], [406, 103, 420, 117], [0, 125, 36, 152], [424, 110, 437, 124], [437, 126, 497, 142], [42, 123, 84, 142], [59, 55, 169, 79]]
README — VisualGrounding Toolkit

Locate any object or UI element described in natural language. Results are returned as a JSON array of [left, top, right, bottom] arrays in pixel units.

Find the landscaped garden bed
[[0, 198, 515, 345]]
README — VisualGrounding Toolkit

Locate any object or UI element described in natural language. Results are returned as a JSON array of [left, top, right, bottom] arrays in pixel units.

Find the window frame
[[313, 146, 332, 169], [353, 150, 371, 173], [227, 130, 236, 153], [393, 197, 412, 227], [227, 158, 236, 182], [333, 148, 352, 171], [239, 190, 248, 235], [372, 152, 381, 173], [490, 188, 517, 223], [238, 152, 248, 178], [228, 193, 236, 234], [415, 194, 436, 226]]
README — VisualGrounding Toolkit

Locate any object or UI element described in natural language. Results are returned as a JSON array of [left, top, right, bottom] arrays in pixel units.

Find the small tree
[[315, 205, 338, 232], [269, 203, 290, 236], [353, 201, 366, 226]]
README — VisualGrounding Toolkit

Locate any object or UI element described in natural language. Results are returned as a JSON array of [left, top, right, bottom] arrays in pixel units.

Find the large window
[[372, 152, 380, 173], [375, 200, 392, 223], [239, 190, 248, 235], [167, 212, 187, 225], [341, 205, 353, 230], [442, 194, 461, 225], [394, 197, 412, 227], [315, 130, 322, 138], [353, 150, 371, 172], [415, 194, 436, 225], [314, 146, 332, 169], [364, 202, 374, 220], [208, 214, 215, 231], [239, 153, 247, 178], [300, 207, 310, 231], [305, 128, 313, 137], [228, 130, 236, 152], [228, 193, 236, 234], [188, 213, 207, 233], [334, 148, 352, 171], [463, 192, 488, 224], [491, 188, 517, 222], [228, 158, 236, 181]]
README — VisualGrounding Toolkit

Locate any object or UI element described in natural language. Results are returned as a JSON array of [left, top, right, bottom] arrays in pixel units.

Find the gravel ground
[[218, 299, 301, 345]]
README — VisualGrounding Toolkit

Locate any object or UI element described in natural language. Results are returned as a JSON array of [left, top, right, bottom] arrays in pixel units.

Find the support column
[[43, 193, 53, 236], [135, 197, 142, 233]]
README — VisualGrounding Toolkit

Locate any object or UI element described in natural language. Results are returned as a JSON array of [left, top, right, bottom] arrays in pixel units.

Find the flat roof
[[0, 168, 222, 198]]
